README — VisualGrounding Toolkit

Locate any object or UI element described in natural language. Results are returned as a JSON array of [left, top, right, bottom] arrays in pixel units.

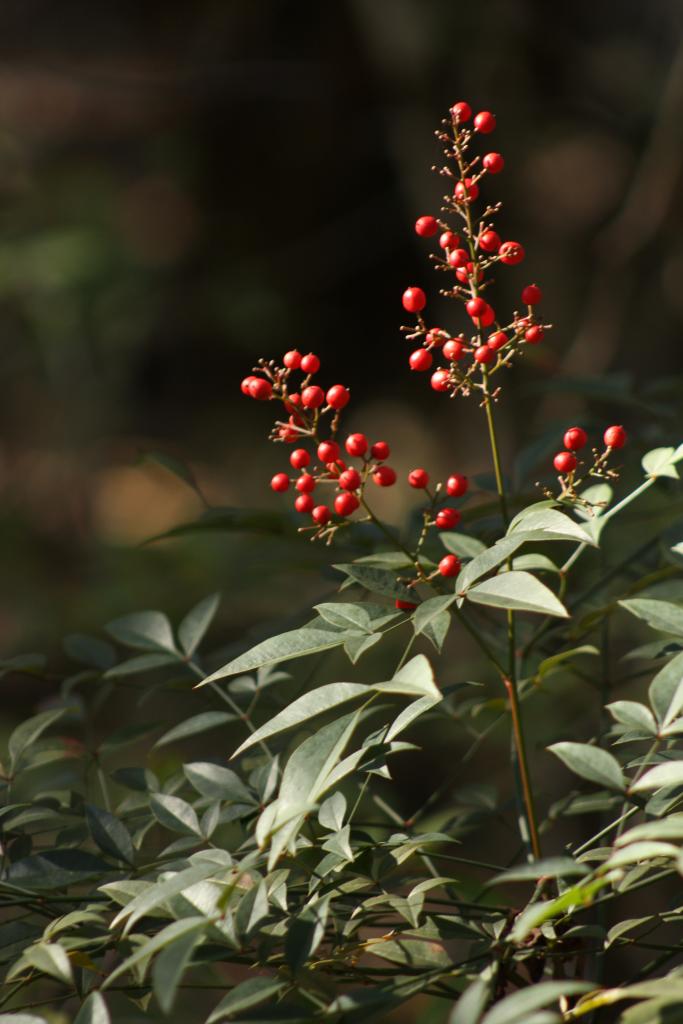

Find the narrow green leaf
[[318, 792, 346, 831], [105, 653, 178, 678], [344, 631, 382, 663], [183, 762, 255, 803], [23, 942, 73, 986], [616, 815, 683, 845], [86, 805, 135, 865], [606, 701, 657, 735], [73, 992, 110, 1024], [414, 595, 456, 641], [630, 761, 683, 792], [548, 741, 625, 791], [110, 863, 218, 933], [386, 695, 441, 742], [63, 634, 116, 670], [649, 652, 683, 725], [642, 446, 681, 480], [105, 611, 178, 653], [206, 977, 285, 1022], [197, 628, 347, 685], [481, 982, 592, 1024], [8, 708, 68, 771], [154, 711, 235, 748], [620, 599, 683, 638], [508, 508, 596, 545], [440, 533, 486, 559], [314, 602, 400, 633], [536, 645, 599, 681], [605, 841, 680, 868], [488, 857, 588, 885], [153, 926, 203, 1014], [103, 917, 208, 989], [467, 572, 568, 617], [332, 563, 417, 602], [449, 970, 494, 1024], [150, 794, 202, 836], [7, 850, 111, 891], [178, 593, 221, 657], [457, 537, 526, 592], [285, 897, 331, 971], [383, 654, 441, 700]]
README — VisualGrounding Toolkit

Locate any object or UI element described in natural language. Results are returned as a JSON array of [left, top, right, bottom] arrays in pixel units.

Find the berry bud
[[395, 598, 417, 611], [446, 473, 468, 497], [372, 465, 397, 487], [408, 468, 429, 489], [553, 451, 577, 474], [339, 468, 361, 491], [415, 215, 438, 237], [499, 240, 525, 265], [483, 152, 504, 173], [283, 350, 302, 369], [443, 338, 464, 361], [371, 441, 390, 460], [524, 325, 544, 344], [521, 284, 542, 306], [451, 101, 472, 122], [296, 474, 316, 493], [271, 473, 290, 493], [564, 427, 587, 451], [604, 425, 627, 449], [474, 110, 496, 133], [402, 286, 427, 313], [474, 345, 494, 364], [479, 229, 501, 253], [334, 492, 359, 517], [248, 378, 273, 400], [301, 385, 325, 408], [439, 554, 462, 577], [317, 440, 340, 462], [439, 231, 460, 250], [326, 384, 350, 410], [300, 353, 320, 374], [312, 505, 331, 526], [295, 493, 315, 514], [290, 448, 310, 470], [345, 433, 368, 457], [435, 507, 461, 529], [488, 330, 508, 350], [431, 369, 451, 392], [409, 348, 433, 372]]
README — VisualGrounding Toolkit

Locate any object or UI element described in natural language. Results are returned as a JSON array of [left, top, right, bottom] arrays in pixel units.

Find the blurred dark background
[[0, 0, 682, 667]]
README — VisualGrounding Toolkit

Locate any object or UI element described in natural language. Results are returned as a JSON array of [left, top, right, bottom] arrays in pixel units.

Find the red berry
[[524, 325, 544, 344], [295, 493, 315, 514], [439, 231, 460, 250], [426, 328, 445, 347], [248, 378, 273, 401], [395, 598, 417, 611], [454, 178, 479, 203], [312, 505, 331, 526], [451, 101, 472, 122], [283, 350, 302, 369], [345, 433, 368, 457], [474, 110, 496, 134], [443, 339, 464, 361], [402, 286, 426, 313], [435, 507, 461, 529], [296, 473, 316, 493], [499, 240, 525, 265], [371, 441, 390, 461], [300, 353, 320, 374], [241, 375, 257, 396], [372, 465, 397, 487], [326, 384, 350, 410], [521, 284, 542, 306], [439, 554, 462, 578], [431, 369, 451, 392], [290, 448, 310, 470], [408, 468, 429, 489], [488, 330, 508, 350], [466, 296, 487, 318], [479, 229, 501, 253], [474, 345, 494, 364], [564, 427, 588, 451], [448, 248, 469, 268], [553, 451, 577, 474], [483, 152, 504, 173], [279, 422, 299, 443], [334, 492, 359, 517], [446, 473, 468, 497], [317, 440, 340, 462], [456, 262, 482, 284], [409, 348, 433, 372], [301, 385, 325, 408], [415, 215, 438, 237], [604, 425, 627, 449], [473, 304, 495, 328], [270, 473, 290, 493], [339, 468, 361, 491]]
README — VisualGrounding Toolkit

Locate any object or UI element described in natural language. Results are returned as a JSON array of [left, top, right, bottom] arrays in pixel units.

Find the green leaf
[[386, 695, 441, 742], [231, 683, 369, 758], [467, 572, 568, 617], [344, 632, 382, 663], [145, 506, 293, 544], [153, 925, 203, 1014], [318, 792, 346, 831], [480, 982, 592, 1024], [8, 708, 68, 771], [649, 652, 683, 725], [457, 537, 526, 592], [285, 897, 330, 971], [332, 563, 417, 602], [620, 599, 683, 638], [382, 654, 440, 700], [616, 815, 683, 845], [110, 863, 219, 934], [154, 711, 235, 748], [73, 992, 111, 1024], [105, 611, 178, 653], [141, 449, 204, 497], [150, 794, 202, 836], [413, 596, 456, 651], [63, 634, 116, 670], [508, 507, 596, 545], [488, 857, 588, 885], [536, 645, 599, 681], [86, 805, 135, 865], [449, 971, 494, 1024], [183, 762, 255, 803], [178, 593, 221, 657], [630, 761, 683, 792], [103, 917, 208, 989], [206, 977, 285, 1022], [105, 653, 178, 678], [7, 850, 111, 891], [605, 841, 680, 868], [642, 446, 682, 480], [440, 533, 486, 559], [197, 628, 348, 684], [606, 701, 657, 735], [314, 602, 400, 633], [0, 1016, 50, 1023], [23, 942, 73, 986], [548, 741, 626, 791]]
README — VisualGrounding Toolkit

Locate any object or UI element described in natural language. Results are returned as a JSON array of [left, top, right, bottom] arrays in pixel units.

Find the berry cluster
[[402, 102, 551, 400], [242, 349, 469, 567], [546, 424, 628, 504]]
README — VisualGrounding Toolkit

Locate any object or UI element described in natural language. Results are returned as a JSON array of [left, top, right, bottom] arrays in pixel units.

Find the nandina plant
[[1, 102, 683, 1024]]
